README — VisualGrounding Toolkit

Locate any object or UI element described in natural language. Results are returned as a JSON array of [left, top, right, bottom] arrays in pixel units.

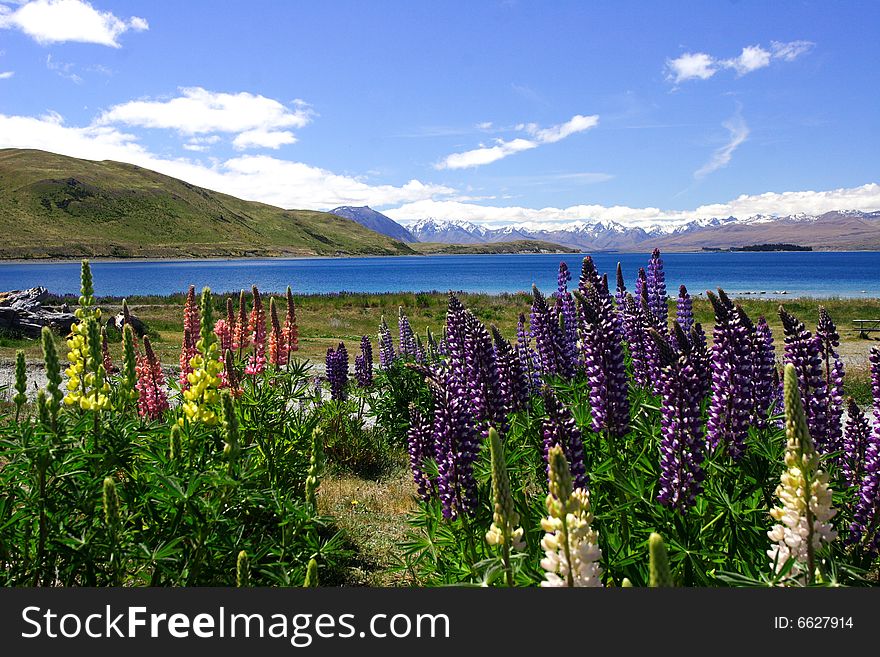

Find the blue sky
[[1, 0, 878, 227]]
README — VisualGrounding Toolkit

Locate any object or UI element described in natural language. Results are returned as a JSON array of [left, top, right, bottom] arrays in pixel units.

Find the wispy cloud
[[665, 40, 814, 84], [435, 114, 599, 170], [46, 54, 82, 84], [0, 0, 148, 48], [0, 70, 13, 79], [694, 111, 749, 180]]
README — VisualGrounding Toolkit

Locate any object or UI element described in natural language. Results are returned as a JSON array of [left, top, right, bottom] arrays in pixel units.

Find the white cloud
[[232, 129, 297, 150], [0, 110, 454, 209], [665, 52, 717, 83], [436, 114, 598, 170], [694, 113, 749, 180], [771, 40, 815, 61], [0, 70, 13, 79], [666, 40, 813, 84], [723, 45, 771, 76], [385, 184, 880, 229], [97, 87, 312, 136], [182, 135, 221, 153], [46, 54, 82, 84], [0, 0, 148, 47]]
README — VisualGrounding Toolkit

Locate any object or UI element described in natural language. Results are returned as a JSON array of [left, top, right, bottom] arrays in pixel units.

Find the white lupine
[[540, 446, 603, 587], [767, 364, 837, 582]]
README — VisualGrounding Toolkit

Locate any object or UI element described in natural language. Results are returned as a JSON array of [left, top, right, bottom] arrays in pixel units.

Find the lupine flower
[[622, 293, 649, 387], [779, 306, 831, 455], [486, 427, 525, 587], [118, 324, 139, 408], [325, 342, 349, 401], [492, 325, 529, 413], [377, 315, 396, 369], [223, 348, 241, 398], [690, 322, 712, 402], [516, 312, 539, 392], [429, 367, 480, 519], [284, 286, 299, 362], [651, 325, 705, 512], [178, 285, 200, 390], [354, 335, 374, 388], [407, 405, 435, 500], [751, 317, 777, 428], [13, 350, 26, 419], [236, 551, 250, 588], [816, 307, 845, 458], [41, 327, 63, 428], [541, 386, 587, 490], [556, 261, 579, 363], [136, 335, 169, 420], [64, 261, 111, 411], [181, 288, 224, 425], [649, 533, 674, 587], [463, 312, 506, 433], [615, 262, 627, 320], [101, 326, 113, 375], [848, 348, 880, 554], [706, 290, 754, 460], [540, 445, 603, 588], [213, 318, 233, 355], [398, 306, 419, 359], [843, 398, 871, 488], [575, 280, 630, 439], [267, 297, 286, 368], [768, 364, 837, 582], [232, 289, 250, 353], [530, 285, 576, 379], [675, 285, 693, 336], [646, 248, 668, 327], [245, 285, 267, 375]]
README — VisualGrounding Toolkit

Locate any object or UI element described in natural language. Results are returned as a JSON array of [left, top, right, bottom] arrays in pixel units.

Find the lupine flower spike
[[233, 289, 249, 354], [13, 350, 27, 420], [354, 335, 374, 388], [407, 405, 436, 500], [41, 327, 63, 428], [842, 398, 870, 488], [245, 286, 267, 375], [136, 336, 169, 420], [267, 297, 285, 368], [767, 364, 837, 584], [284, 286, 299, 363], [540, 445, 602, 587], [178, 285, 199, 390], [848, 347, 880, 554], [180, 288, 223, 425], [486, 427, 525, 586], [649, 533, 674, 587]]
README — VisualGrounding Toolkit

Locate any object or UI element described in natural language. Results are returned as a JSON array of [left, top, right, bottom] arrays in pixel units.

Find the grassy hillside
[[0, 149, 417, 259], [411, 239, 580, 254]]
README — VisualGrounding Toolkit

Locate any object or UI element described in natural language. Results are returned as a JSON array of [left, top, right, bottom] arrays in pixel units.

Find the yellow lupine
[[179, 288, 223, 426]]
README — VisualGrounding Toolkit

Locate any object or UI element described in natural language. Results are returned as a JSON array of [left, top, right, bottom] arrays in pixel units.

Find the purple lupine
[[462, 311, 507, 433], [444, 293, 469, 384], [530, 285, 576, 380], [557, 262, 579, 357], [354, 335, 374, 388], [407, 406, 436, 500], [848, 424, 880, 553], [622, 293, 651, 388], [646, 248, 668, 327], [492, 325, 529, 413], [652, 324, 705, 512], [816, 307, 845, 457], [429, 368, 480, 519], [843, 398, 871, 488], [706, 290, 755, 460], [398, 306, 418, 358], [751, 317, 777, 428], [675, 285, 693, 336], [516, 312, 539, 392], [541, 386, 588, 490], [615, 262, 627, 326], [325, 342, 349, 401], [576, 280, 630, 439], [779, 306, 831, 454], [872, 346, 880, 422], [690, 322, 712, 402], [638, 285, 663, 392], [377, 316, 396, 369]]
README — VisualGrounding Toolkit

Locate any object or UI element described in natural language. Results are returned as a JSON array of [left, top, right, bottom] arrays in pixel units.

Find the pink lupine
[[136, 336, 169, 420], [284, 286, 299, 363], [245, 285, 267, 375], [268, 297, 286, 368], [233, 289, 250, 354], [101, 326, 114, 375], [178, 285, 200, 390], [214, 318, 233, 354]]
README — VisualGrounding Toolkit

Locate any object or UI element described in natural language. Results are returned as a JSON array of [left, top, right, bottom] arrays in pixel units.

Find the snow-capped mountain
[[404, 210, 880, 251]]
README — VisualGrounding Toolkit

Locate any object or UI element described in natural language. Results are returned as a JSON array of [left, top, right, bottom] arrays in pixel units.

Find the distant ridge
[[405, 210, 880, 252], [329, 205, 416, 243], [0, 149, 416, 259]]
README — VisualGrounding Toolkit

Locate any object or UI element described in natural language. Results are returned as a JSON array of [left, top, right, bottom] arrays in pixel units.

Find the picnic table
[[853, 319, 880, 338]]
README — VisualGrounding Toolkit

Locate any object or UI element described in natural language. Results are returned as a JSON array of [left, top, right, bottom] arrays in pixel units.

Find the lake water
[[0, 252, 878, 298]]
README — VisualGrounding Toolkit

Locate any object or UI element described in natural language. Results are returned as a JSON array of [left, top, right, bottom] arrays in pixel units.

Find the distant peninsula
[[702, 243, 813, 252], [411, 240, 580, 255]]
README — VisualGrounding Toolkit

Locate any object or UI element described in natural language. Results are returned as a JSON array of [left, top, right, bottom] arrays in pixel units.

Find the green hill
[[0, 149, 417, 259]]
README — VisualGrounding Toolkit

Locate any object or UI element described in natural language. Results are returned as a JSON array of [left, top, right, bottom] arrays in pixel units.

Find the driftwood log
[[0, 287, 77, 338]]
